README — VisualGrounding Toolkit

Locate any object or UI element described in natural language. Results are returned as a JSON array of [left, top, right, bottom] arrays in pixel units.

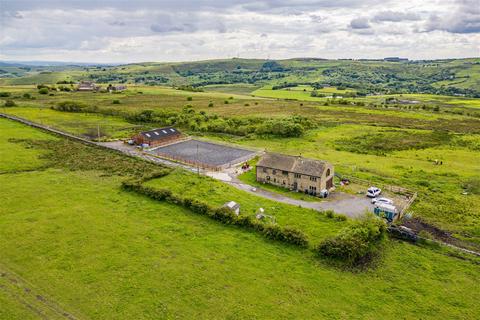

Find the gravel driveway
[[227, 178, 374, 218]]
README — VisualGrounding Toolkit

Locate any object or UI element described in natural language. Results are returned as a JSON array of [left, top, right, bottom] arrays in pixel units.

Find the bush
[[23, 93, 31, 99], [224, 100, 229, 104], [316, 214, 387, 265], [38, 88, 49, 94], [208, 102, 214, 107], [0, 92, 11, 97], [255, 118, 305, 137], [4, 99, 16, 107], [112, 99, 120, 104], [53, 100, 88, 112], [187, 96, 193, 101]]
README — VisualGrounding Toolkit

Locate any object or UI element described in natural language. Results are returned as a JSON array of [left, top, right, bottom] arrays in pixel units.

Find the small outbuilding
[[132, 127, 182, 147], [223, 201, 240, 215]]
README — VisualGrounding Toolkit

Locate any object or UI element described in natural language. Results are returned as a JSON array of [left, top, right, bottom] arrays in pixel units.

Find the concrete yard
[[150, 139, 257, 169]]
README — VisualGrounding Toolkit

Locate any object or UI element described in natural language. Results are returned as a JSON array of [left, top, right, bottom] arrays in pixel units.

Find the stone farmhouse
[[77, 81, 100, 91], [107, 84, 127, 92], [256, 153, 334, 196]]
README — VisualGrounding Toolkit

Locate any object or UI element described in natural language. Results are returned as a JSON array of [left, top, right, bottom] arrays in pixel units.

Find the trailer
[[374, 203, 398, 222]]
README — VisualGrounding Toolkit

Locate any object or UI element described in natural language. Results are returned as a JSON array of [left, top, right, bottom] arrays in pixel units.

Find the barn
[[132, 127, 182, 147]]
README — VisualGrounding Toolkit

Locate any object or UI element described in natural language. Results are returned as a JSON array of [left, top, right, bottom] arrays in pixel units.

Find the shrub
[[112, 99, 120, 104], [224, 100, 229, 104], [4, 99, 16, 107], [255, 118, 305, 137], [316, 214, 387, 266], [187, 96, 193, 101], [0, 92, 11, 97], [53, 100, 88, 112], [38, 88, 49, 94], [23, 93, 31, 99], [208, 102, 214, 107], [325, 210, 335, 218]]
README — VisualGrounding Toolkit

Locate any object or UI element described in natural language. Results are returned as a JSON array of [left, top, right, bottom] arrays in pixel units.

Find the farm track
[[0, 263, 79, 319]]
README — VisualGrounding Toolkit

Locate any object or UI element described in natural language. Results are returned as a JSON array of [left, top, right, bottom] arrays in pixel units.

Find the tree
[[4, 99, 16, 107]]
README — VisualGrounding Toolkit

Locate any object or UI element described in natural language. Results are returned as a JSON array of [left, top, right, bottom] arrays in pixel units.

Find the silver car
[[372, 197, 394, 205]]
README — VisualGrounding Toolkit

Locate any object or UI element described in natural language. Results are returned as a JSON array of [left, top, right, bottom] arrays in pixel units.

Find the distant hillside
[[1, 57, 479, 97]]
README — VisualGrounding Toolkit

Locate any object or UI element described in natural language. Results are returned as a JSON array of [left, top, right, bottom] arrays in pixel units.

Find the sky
[[0, 0, 479, 63]]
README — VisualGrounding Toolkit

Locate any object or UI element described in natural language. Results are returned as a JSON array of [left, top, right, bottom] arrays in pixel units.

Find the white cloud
[[0, 0, 478, 62]]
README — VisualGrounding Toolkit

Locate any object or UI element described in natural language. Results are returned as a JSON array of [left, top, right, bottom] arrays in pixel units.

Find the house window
[[272, 170, 277, 175], [310, 176, 317, 182], [263, 167, 267, 173], [266, 176, 270, 180], [282, 171, 288, 176], [294, 173, 301, 179], [326, 169, 331, 176]]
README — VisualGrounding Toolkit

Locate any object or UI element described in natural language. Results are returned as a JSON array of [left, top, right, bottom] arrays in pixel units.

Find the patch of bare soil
[[402, 217, 480, 252]]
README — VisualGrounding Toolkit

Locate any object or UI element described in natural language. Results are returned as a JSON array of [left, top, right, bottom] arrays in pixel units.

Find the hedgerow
[[315, 214, 387, 266], [121, 180, 309, 247]]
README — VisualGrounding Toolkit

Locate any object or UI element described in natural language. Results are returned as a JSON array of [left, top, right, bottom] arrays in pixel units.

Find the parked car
[[366, 186, 381, 198], [371, 197, 393, 205]]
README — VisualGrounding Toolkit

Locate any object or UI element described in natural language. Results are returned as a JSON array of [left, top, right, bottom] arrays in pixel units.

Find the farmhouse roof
[[257, 153, 329, 177], [78, 81, 96, 89], [139, 127, 181, 141]]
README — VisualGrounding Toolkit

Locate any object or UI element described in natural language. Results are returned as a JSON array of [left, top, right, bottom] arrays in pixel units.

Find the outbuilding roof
[[140, 127, 180, 141], [257, 153, 329, 177]]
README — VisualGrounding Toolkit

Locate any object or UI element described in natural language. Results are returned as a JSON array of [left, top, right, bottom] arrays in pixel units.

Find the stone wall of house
[[256, 164, 334, 196]]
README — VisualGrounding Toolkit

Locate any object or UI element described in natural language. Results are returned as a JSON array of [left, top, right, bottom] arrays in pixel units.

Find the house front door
[[326, 177, 333, 189]]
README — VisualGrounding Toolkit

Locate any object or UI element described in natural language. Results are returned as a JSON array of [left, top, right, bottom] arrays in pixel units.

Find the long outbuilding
[[132, 127, 182, 147]]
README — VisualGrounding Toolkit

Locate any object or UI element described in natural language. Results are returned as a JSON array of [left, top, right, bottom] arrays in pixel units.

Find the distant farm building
[[107, 84, 127, 92], [77, 81, 100, 91], [132, 127, 182, 147], [256, 153, 334, 196], [383, 57, 408, 62]]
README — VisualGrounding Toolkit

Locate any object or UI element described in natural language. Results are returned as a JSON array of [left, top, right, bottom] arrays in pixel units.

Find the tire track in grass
[[0, 263, 79, 320]]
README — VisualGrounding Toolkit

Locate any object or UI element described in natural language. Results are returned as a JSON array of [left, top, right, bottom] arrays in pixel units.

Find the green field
[[1, 84, 479, 246], [1, 106, 139, 139], [1, 117, 480, 319]]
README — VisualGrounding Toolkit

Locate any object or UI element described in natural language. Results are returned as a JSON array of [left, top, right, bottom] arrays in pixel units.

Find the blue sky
[[0, 0, 479, 62]]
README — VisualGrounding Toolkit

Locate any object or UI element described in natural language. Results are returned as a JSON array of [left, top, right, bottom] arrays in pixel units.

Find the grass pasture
[[1, 107, 138, 139], [0, 118, 480, 319], [1, 84, 479, 244]]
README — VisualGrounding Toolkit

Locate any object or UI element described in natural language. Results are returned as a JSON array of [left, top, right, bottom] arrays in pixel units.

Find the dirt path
[[0, 263, 79, 319]]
